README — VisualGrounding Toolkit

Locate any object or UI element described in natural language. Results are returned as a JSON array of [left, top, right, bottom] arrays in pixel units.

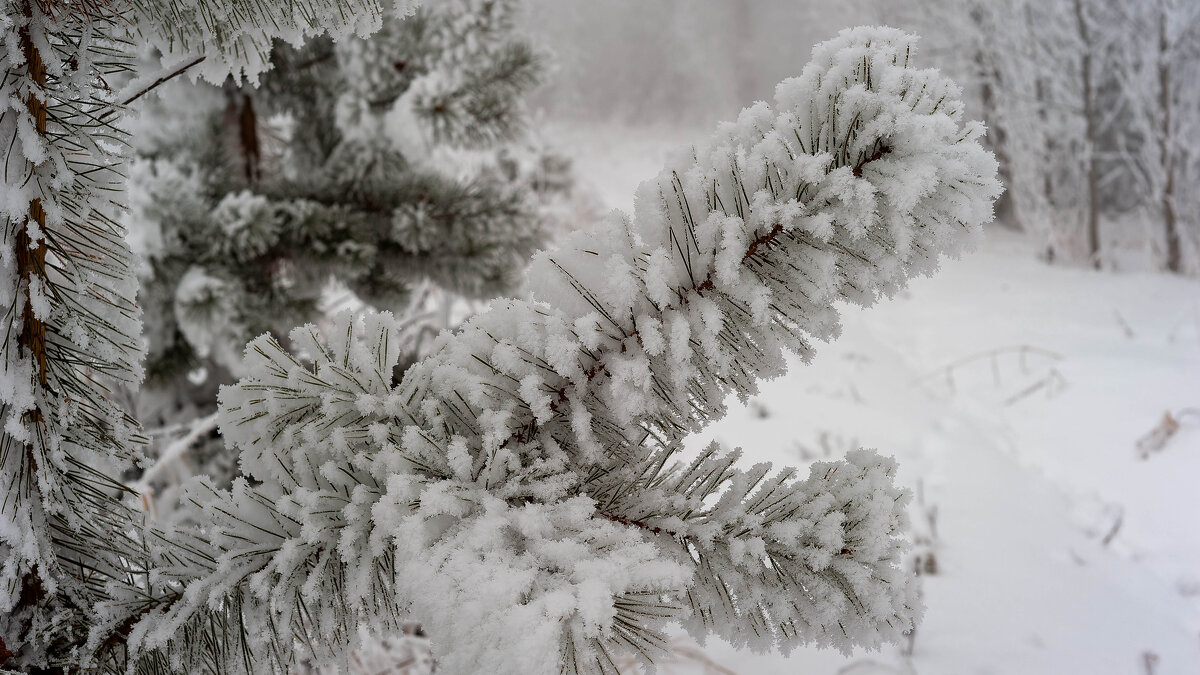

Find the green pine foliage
[[131, 0, 545, 387], [0, 0, 414, 669], [125, 0, 550, 496], [0, 1, 999, 673], [114, 26, 998, 675]]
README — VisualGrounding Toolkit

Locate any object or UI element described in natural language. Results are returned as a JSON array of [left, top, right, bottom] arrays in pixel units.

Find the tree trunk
[[225, 88, 261, 185], [5, 4, 58, 673], [1158, 7, 1181, 273], [18, 6, 48, 390], [1073, 0, 1101, 269], [979, 63, 1018, 229], [971, 7, 1018, 230]]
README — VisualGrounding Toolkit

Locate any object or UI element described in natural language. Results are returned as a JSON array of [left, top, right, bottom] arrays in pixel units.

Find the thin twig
[[1113, 309, 1136, 339], [1137, 408, 1199, 459], [99, 55, 206, 120], [1100, 507, 1123, 547], [133, 413, 220, 501], [915, 345, 1063, 386], [1002, 368, 1067, 406]]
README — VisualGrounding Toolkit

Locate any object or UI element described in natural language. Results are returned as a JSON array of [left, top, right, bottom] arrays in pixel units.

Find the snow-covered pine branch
[[127, 0, 548, 505], [0, 2, 149, 668], [0, 0, 435, 669], [131, 26, 1001, 674], [128, 0, 422, 84]]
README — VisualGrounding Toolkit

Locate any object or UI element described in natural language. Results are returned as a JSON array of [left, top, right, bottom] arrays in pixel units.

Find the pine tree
[[126, 0, 548, 495], [0, 5, 1000, 672], [114, 27, 998, 674], [0, 0, 419, 669]]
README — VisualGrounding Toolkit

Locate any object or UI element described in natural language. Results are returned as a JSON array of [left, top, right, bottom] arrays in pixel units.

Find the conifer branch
[[17, 0, 48, 392], [173, 26, 1001, 675], [6, 8, 52, 665], [99, 55, 207, 121]]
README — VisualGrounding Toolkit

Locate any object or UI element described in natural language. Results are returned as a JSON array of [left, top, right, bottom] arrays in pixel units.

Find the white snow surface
[[557, 121, 1200, 675]]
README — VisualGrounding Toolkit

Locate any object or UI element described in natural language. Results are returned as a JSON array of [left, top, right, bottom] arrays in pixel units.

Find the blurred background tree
[[897, 0, 1200, 273], [126, 0, 571, 502], [519, 0, 1199, 276]]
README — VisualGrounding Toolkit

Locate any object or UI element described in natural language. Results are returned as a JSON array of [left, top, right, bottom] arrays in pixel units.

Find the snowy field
[[553, 121, 1200, 675]]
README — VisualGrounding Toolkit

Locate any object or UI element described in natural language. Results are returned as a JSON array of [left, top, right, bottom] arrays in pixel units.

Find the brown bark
[[222, 88, 261, 185], [230, 92, 261, 185], [3, 6, 56, 673], [18, 3, 48, 390]]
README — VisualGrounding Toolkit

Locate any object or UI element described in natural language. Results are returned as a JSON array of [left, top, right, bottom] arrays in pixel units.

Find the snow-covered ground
[[553, 121, 1200, 675]]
